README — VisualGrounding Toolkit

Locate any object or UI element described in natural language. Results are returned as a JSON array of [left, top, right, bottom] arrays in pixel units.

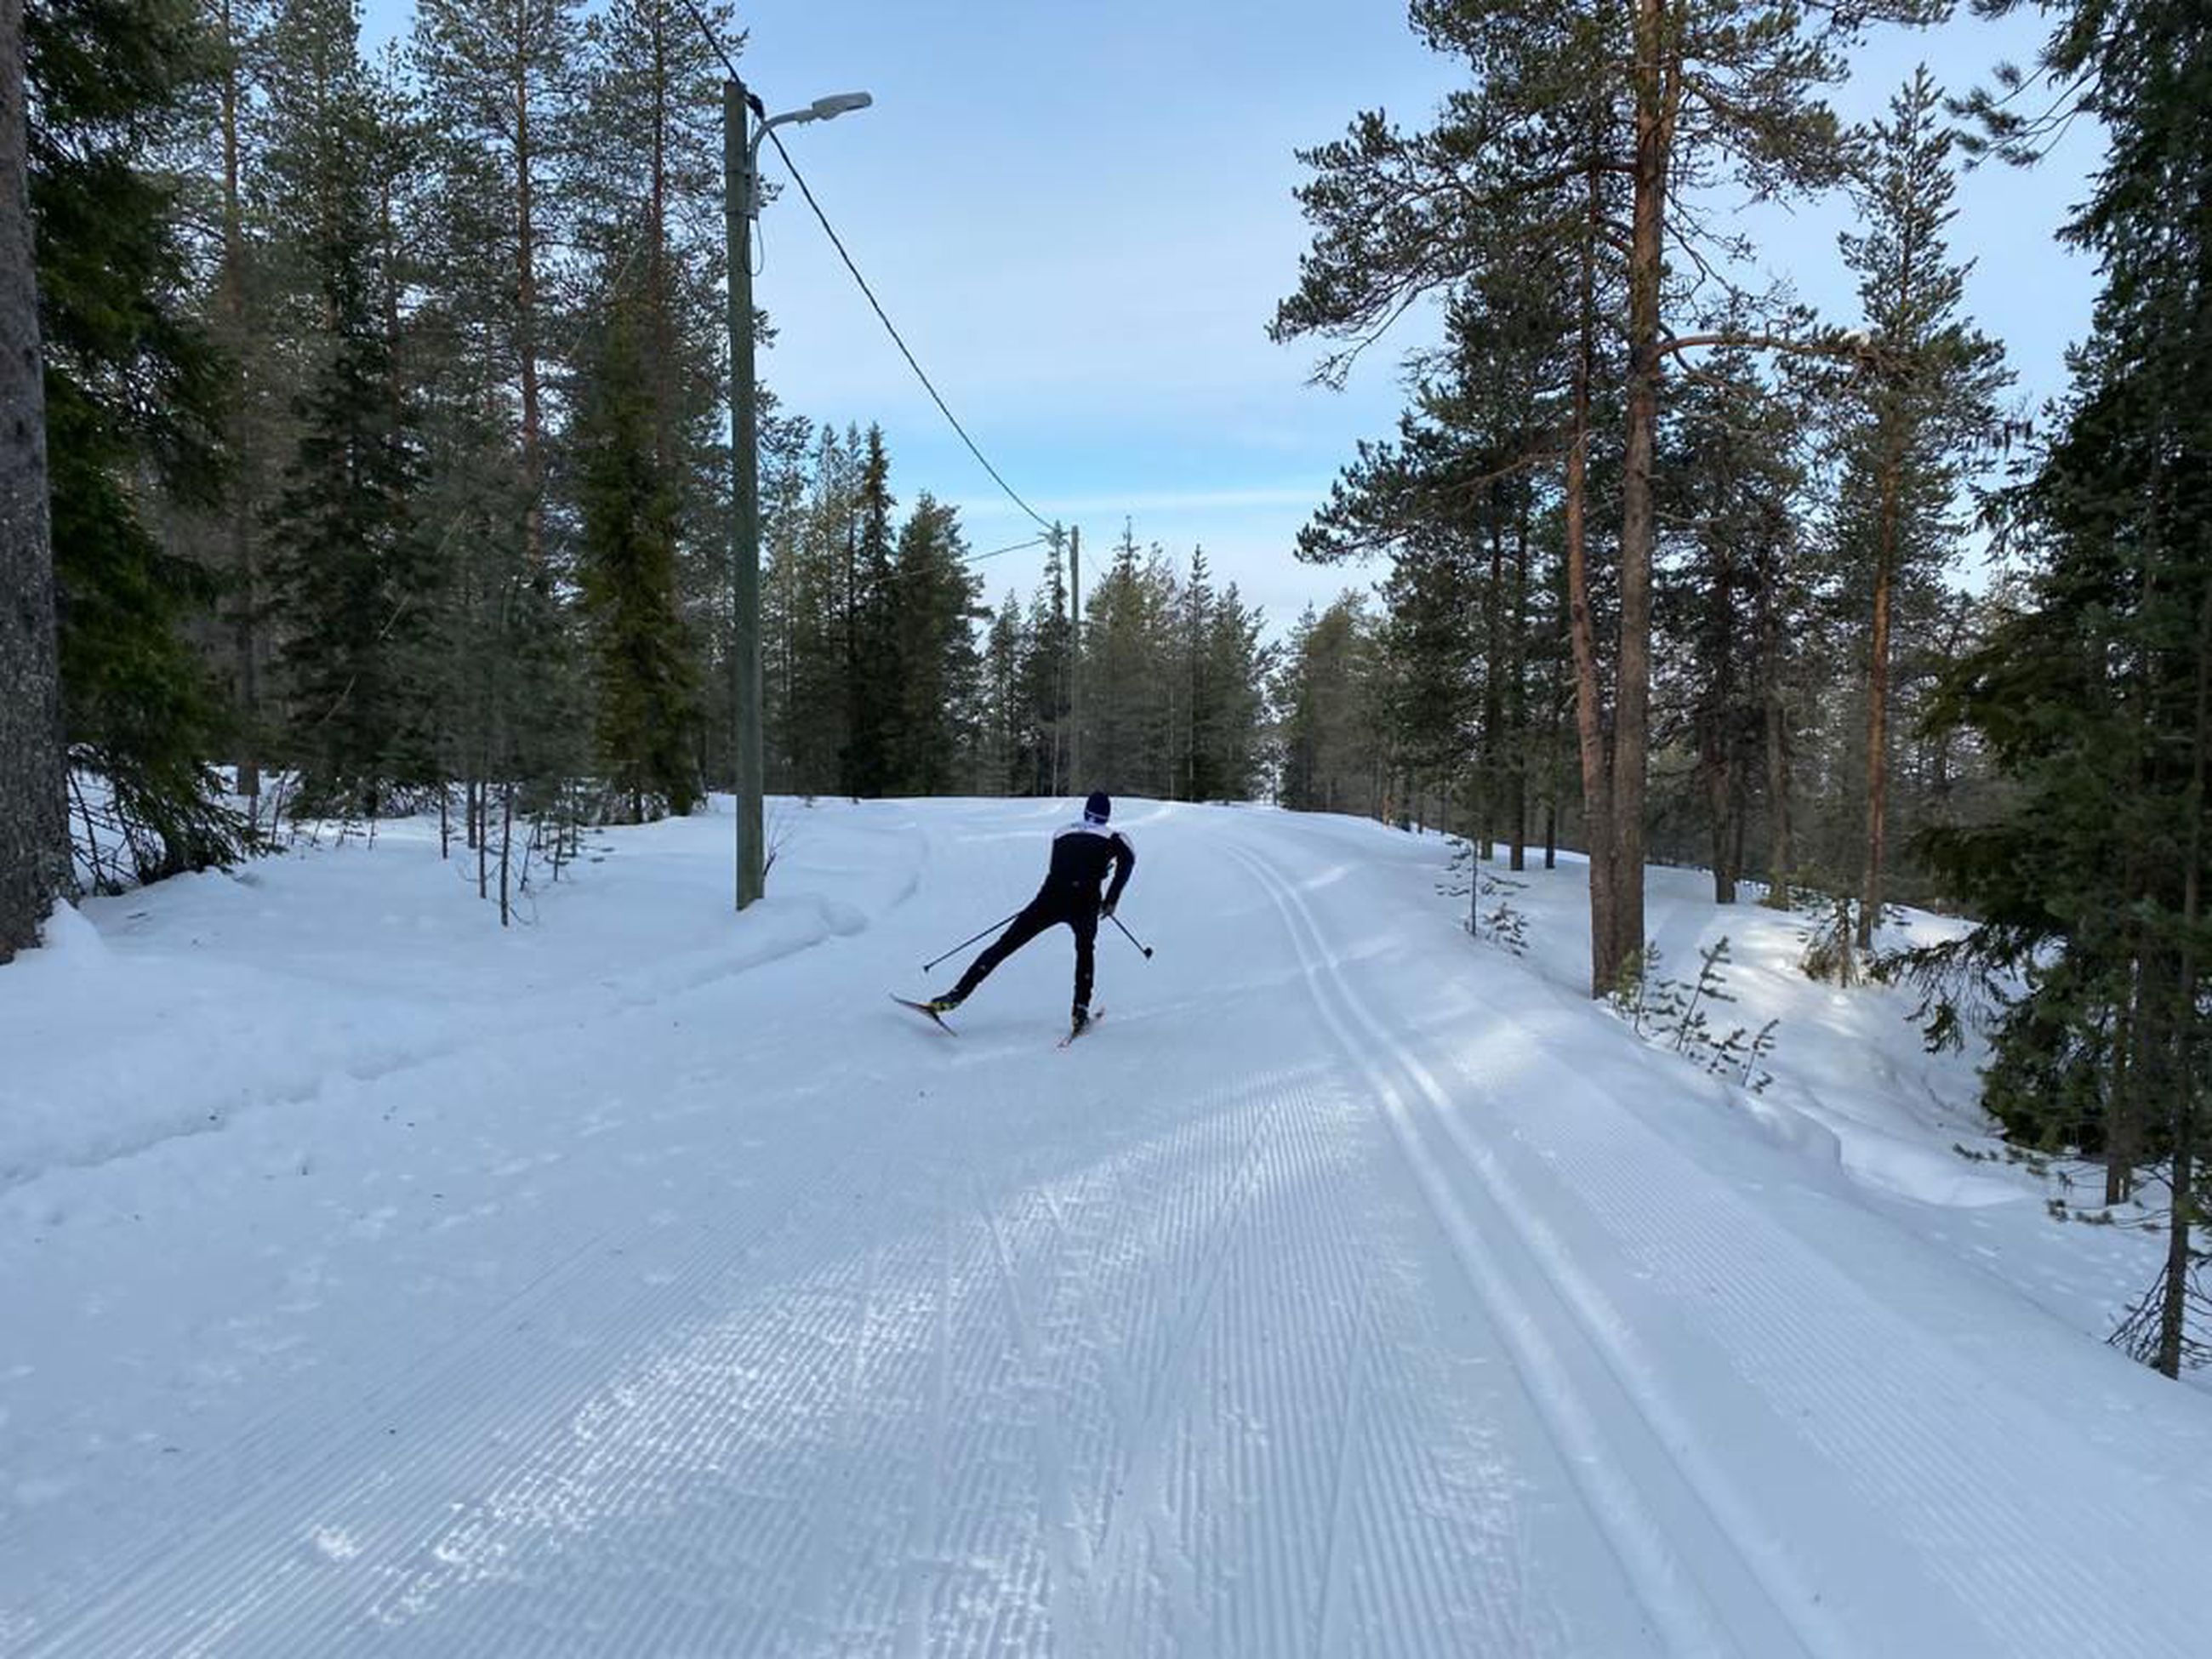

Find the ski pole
[[1109, 912, 1154, 959], [923, 909, 1022, 973]]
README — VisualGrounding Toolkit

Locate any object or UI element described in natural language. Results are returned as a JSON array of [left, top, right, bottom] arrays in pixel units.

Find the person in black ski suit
[[930, 791, 1134, 1032]]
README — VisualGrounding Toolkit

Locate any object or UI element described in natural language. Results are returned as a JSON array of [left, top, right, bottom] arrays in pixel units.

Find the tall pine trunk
[[1611, 0, 1676, 987], [1702, 537, 1739, 904], [514, 57, 544, 573], [216, 0, 259, 807], [2155, 575, 2212, 1377], [1758, 557, 1793, 909], [1859, 471, 1900, 949], [1508, 509, 1531, 871], [1565, 151, 1616, 995], [0, 0, 65, 962]]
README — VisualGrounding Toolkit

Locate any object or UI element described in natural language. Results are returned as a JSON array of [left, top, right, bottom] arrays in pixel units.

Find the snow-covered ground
[[3, 797, 2208, 1656]]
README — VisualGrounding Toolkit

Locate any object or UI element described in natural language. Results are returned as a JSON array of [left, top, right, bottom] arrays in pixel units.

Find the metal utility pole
[[722, 79, 869, 912]]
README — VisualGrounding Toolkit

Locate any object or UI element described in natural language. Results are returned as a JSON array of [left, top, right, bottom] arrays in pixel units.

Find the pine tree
[[578, 0, 733, 708], [201, 0, 276, 809], [1654, 332, 1807, 904], [0, 0, 66, 959], [408, 0, 579, 580], [1831, 67, 2008, 948], [1277, 0, 1939, 993]]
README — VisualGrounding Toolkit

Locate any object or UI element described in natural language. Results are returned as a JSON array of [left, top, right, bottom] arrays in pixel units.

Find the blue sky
[[366, 1, 2100, 634]]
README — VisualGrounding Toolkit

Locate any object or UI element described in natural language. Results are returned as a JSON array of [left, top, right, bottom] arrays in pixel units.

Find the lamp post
[[727, 81, 870, 911]]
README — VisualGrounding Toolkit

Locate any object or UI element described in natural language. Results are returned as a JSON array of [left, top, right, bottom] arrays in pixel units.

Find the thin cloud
[[953, 484, 1329, 522]]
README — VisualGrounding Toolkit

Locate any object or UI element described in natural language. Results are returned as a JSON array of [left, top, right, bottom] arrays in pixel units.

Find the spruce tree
[[574, 281, 700, 820], [1924, 0, 2212, 1375], [1079, 524, 1175, 798], [259, 0, 435, 818], [28, 0, 243, 881], [887, 494, 982, 795], [1201, 581, 1271, 803], [1276, 596, 1383, 817], [841, 425, 899, 797], [1018, 533, 1074, 795], [976, 592, 1027, 795], [767, 424, 855, 795]]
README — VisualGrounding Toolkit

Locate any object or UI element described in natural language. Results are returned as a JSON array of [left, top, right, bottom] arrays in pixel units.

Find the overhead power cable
[[760, 127, 1057, 535], [673, 0, 1054, 537], [970, 534, 1050, 562]]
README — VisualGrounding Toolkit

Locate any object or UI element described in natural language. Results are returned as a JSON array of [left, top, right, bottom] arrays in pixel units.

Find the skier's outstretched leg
[[944, 900, 1056, 1006], [1070, 908, 1098, 1019]]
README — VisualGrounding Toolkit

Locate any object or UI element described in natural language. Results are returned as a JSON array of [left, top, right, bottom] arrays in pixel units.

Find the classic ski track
[[998, 846, 1581, 1655], [969, 1169, 1103, 1655], [1224, 822, 2212, 1659], [1087, 1059, 1291, 1652], [1408, 965, 2212, 1654], [12, 1046, 942, 1657], [889, 1201, 953, 1659], [1220, 834, 1811, 1659]]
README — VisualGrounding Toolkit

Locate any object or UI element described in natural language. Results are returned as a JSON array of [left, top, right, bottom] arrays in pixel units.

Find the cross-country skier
[[924, 791, 1134, 1035]]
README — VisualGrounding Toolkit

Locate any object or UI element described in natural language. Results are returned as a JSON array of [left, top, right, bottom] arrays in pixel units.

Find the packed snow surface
[[3, 797, 2209, 1656]]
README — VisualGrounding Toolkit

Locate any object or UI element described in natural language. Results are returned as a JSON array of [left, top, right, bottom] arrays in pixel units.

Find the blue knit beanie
[[1084, 790, 1111, 824]]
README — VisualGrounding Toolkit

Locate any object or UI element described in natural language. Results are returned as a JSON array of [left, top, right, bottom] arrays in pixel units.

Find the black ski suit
[[950, 818, 1135, 1012]]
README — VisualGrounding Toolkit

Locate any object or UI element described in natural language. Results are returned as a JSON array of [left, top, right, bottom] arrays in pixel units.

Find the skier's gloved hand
[[1100, 900, 1116, 921]]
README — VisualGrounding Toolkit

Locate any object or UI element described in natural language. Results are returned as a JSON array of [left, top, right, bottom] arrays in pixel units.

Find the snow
[[3, 797, 2208, 1656]]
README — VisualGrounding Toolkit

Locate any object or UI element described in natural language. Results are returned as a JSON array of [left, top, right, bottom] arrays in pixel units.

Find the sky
[[366, 1, 2104, 636]]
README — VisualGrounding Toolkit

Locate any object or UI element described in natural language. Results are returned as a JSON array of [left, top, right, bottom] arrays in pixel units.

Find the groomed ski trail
[[8, 799, 2211, 1656], [1213, 810, 2212, 1659]]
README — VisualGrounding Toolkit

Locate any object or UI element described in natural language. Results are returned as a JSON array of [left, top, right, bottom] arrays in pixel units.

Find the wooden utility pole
[[726, 77, 764, 909], [1069, 523, 1081, 790]]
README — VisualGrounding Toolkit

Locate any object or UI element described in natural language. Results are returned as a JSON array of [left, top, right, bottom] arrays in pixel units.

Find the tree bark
[[1612, 0, 1676, 985], [1859, 471, 1899, 950], [1759, 556, 1793, 909], [216, 0, 260, 806], [0, 0, 66, 962], [1565, 153, 1616, 995], [514, 43, 544, 573], [2155, 575, 2212, 1377]]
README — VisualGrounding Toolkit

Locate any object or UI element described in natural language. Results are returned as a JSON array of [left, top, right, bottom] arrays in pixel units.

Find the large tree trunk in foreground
[[0, 0, 66, 962]]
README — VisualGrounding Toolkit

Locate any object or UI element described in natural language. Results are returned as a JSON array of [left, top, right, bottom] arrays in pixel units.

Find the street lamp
[[726, 80, 869, 911]]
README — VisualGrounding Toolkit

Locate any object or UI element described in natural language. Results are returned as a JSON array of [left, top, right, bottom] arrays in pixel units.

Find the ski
[[1057, 1007, 1105, 1048], [889, 993, 957, 1034]]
